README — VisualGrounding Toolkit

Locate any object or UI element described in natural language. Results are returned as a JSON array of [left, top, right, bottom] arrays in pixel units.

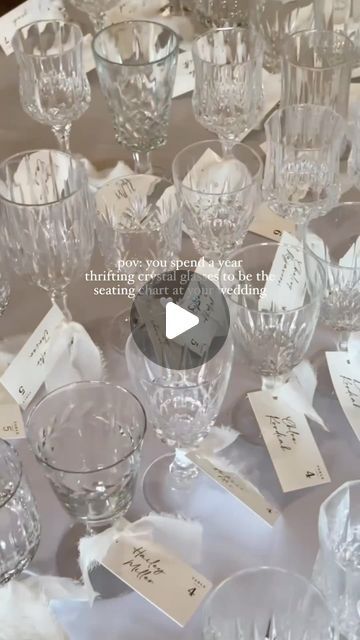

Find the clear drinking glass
[[314, 481, 360, 640], [26, 381, 146, 534], [96, 174, 182, 352], [172, 140, 262, 259], [303, 202, 360, 351], [192, 27, 263, 155], [256, 0, 316, 73], [315, 0, 360, 64], [281, 29, 355, 118], [195, 0, 250, 27], [0, 440, 41, 585], [262, 104, 346, 228], [68, 0, 120, 33], [126, 333, 233, 515], [93, 21, 179, 174], [203, 567, 334, 640], [13, 20, 91, 153], [0, 149, 95, 320]]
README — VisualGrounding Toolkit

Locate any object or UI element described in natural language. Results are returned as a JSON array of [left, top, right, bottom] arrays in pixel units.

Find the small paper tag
[[248, 390, 330, 492], [173, 50, 195, 98], [259, 232, 306, 311], [0, 0, 66, 56], [0, 395, 25, 440], [186, 452, 279, 526], [102, 534, 212, 627], [1, 305, 65, 409], [326, 351, 360, 441], [249, 204, 296, 241]]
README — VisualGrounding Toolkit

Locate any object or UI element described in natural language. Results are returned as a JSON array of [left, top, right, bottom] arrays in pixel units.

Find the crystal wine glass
[[95, 174, 182, 352], [172, 139, 262, 259], [93, 21, 179, 174], [0, 440, 41, 585], [26, 381, 146, 535], [220, 241, 324, 441], [203, 567, 334, 640], [262, 104, 346, 234], [126, 333, 233, 515], [314, 481, 360, 640], [192, 27, 263, 155], [68, 0, 120, 33], [0, 149, 95, 320], [13, 20, 91, 153]]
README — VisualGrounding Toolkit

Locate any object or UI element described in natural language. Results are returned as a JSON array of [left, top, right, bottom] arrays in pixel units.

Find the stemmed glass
[[126, 333, 233, 515], [314, 481, 360, 640], [192, 27, 263, 156], [303, 202, 360, 353], [68, 0, 120, 33], [0, 149, 95, 320], [26, 381, 146, 535], [262, 104, 346, 235], [220, 242, 324, 441], [93, 21, 179, 175], [203, 567, 334, 640], [173, 139, 262, 259], [281, 29, 354, 118], [95, 174, 182, 352], [0, 440, 41, 585], [12, 20, 91, 153]]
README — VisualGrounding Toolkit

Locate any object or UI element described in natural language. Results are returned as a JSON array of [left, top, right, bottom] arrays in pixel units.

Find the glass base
[[231, 393, 264, 446], [143, 453, 212, 518]]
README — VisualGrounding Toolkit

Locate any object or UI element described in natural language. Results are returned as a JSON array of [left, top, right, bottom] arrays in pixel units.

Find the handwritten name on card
[[0, 0, 66, 56], [259, 232, 306, 312], [1, 305, 65, 409], [186, 452, 279, 526], [326, 351, 360, 441], [102, 535, 212, 627], [248, 390, 330, 492]]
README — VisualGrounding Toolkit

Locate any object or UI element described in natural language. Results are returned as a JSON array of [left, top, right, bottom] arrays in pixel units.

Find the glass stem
[[52, 123, 72, 154], [220, 139, 235, 158], [132, 151, 153, 174], [169, 449, 198, 487], [51, 290, 72, 322], [294, 221, 305, 241], [338, 330, 350, 352], [261, 373, 290, 395]]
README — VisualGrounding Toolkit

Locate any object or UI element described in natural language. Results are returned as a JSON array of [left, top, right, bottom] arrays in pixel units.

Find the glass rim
[[92, 19, 179, 68], [220, 241, 324, 314], [172, 140, 263, 196], [12, 20, 83, 58], [203, 565, 328, 616], [283, 28, 355, 71], [304, 202, 360, 272], [0, 439, 22, 508], [192, 26, 263, 67], [26, 380, 147, 475], [0, 149, 87, 208]]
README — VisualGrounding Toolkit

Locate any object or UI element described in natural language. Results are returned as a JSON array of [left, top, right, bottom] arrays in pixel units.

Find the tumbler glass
[[192, 27, 263, 154], [262, 104, 346, 227], [195, 0, 250, 27], [303, 202, 360, 351], [69, 0, 120, 33], [96, 174, 182, 351], [0, 440, 41, 585], [126, 333, 233, 516], [281, 29, 355, 118], [13, 20, 91, 153], [27, 382, 146, 533], [314, 481, 360, 640], [256, 0, 316, 73], [93, 21, 179, 174], [203, 567, 334, 640], [173, 139, 262, 259], [0, 149, 95, 320]]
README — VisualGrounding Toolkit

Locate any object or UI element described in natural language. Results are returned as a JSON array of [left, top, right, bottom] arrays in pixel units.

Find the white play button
[[165, 301, 199, 340]]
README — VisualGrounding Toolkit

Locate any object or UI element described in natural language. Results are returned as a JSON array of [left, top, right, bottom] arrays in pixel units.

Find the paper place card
[[0, 0, 66, 56], [259, 232, 306, 311], [174, 50, 195, 98], [0, 389, 25, 440], [1, 305, 65, 409], [248, 390, 330, 493], [326, 351, 360, 441], [186, 452, 279, 526], [102, 534, 212, 627], [249, 204, 296, 241]]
